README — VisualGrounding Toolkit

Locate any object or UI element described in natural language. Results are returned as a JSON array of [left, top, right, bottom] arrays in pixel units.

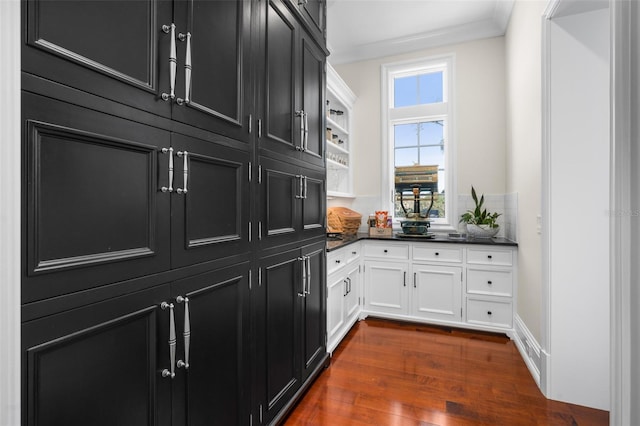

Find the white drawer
[[327, 250, 346, 275], [466, 298, 512, 328], [466, 248, 513, 266], [413, 245, 463, 263], [363, 243, 409, 260], [467, 269, 513, 297], [345, 243, 361, 264]]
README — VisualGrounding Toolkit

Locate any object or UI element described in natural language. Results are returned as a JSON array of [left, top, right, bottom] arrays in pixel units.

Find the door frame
[[0, 0, 21, 424]]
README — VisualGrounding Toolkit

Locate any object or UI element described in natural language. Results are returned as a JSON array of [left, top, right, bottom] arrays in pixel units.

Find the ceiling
[[326, 0, 515, 64]]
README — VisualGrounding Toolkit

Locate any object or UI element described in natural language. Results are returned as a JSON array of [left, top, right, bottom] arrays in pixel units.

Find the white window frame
[[381, 54, 457, 231]]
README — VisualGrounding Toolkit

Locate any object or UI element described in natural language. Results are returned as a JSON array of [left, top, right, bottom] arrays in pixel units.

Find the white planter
[[466, 224, 499, 238]]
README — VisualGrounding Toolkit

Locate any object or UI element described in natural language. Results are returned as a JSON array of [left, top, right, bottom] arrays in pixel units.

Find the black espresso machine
[[398, 184, 435, 237]]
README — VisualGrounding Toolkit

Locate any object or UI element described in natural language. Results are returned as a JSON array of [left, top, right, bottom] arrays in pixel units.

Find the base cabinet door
[[171, 264, 251, 426], [344, 264, 360, 322], [22, 285, 172, 426], [411, 264, 463, 322], [300, 242, 326, 382], [363, 261, 409, 316]]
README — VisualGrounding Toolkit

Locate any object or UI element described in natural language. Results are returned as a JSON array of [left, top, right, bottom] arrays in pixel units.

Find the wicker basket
[[327, 207, 362, 235]]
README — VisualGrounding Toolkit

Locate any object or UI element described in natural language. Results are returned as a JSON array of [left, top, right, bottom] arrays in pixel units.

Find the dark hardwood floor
[[284, 318, 609, 425]]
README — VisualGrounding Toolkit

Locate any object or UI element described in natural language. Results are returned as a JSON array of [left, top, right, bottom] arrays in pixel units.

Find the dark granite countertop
[[326, 232, 518, 252]]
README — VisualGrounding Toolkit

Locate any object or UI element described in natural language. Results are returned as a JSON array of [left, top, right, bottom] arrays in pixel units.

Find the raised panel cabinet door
[[300, 242, 327, 382], [22, 0, 172, 118], [171, 0, 252, 143], [23, 92, 171, 303], [259, 157, 300, 248], [171, 264, 251, 426], [294, 0, 325, 42], [363, 261, 409, 316], [412, 264, 462, 322], [299, 32, 326, 167], [344, 264, 360, 321], [258, 0, 298, 158], [326, 272, 347, 353], [22, 285, 172, 426], [300, 167, 326, 240], [260, 250, 303, 423], [170, 133, 250, 268]]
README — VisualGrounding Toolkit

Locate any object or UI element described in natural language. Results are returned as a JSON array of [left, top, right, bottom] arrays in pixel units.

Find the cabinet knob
[[336, 260, 341, 264], [435, 252, 440, 256], [352, 251, 357, 255], [384, 249, 388, 253], [487, 280, 493, 285], [487, 255, 493, 259], [487, 311, 493, 316]]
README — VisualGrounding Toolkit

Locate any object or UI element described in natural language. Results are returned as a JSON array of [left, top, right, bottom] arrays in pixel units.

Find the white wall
[[333, 37, 507, 218], [547, 7, 610, 410], [505, 0, 545, 346]]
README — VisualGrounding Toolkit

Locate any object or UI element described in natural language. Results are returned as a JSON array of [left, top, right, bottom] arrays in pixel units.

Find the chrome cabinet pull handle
[[297, 256, 306, 297], [161, 24, 177, 102], [303, 111, 309, 151], [413, 272, 417, 288], [346, 276, 351, 294], [303, 176, 308, 199], [344, 279, 348, 297], [176, 151, 188, 194], [403, 271, 406, 287], [295, 111, 304, 151], [305, 255, 311, 295], [176, 296, 190, 370], [161, 147, 174, 193], [160, 302, 176, 379], [177, 32, 192, 106], [295, 175, 303, 199]]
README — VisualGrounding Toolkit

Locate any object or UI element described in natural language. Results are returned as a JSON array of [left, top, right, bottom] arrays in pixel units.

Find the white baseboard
[[512, 314, 544, 389]]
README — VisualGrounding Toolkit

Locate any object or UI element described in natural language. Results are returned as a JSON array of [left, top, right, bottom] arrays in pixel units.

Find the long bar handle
[[161, 24, 177, 102], [160, 302, 176, 379], [346, 276, 351, 294], [305, 255, 311, 295], [295, 110, 304, 151], [176, 296, 190, 370], [303, 111, 309, 151], [297, 256, 307, 297], [177, 32, 192, 106], [161, 147, 174, 193], [176, 151, 188, 194], [303, 176, 308, 199], [295, 175, 303, 199], [413, 272, 417, 288]]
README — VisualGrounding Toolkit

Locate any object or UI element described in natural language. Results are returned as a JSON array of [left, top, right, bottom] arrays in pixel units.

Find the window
[[381, 55, 455, 229]]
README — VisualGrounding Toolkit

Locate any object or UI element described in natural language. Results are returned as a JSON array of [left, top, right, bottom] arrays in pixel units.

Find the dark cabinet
[[293, 0, 325, 42], [258, 0, 327, 168], [23, 264, 251, 426], [259, 156, 325, 249], [257, 240, 327, 424], [22, 92, 250, 303]]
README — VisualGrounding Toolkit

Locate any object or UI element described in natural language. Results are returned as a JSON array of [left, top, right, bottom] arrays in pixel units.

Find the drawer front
[[467, 269, 513, 297], [466, 248, 513, 266], [466, 298, 512, 328], [363, 243, 409, 260], [345, 243, 361, 264], [413, 245, 463, 263], [327, 250, 346, 275]]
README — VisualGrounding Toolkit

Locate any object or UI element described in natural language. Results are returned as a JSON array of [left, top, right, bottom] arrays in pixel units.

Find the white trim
[[380, 54, 457, 232], [0, 0, 21, 424], [610, 0, 632, 424], [513, 314, 542, 387]]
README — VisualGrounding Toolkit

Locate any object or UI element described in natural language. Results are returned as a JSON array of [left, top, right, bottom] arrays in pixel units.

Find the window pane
[[394, 123, 418, 147], [419, 121, 444, 146], [394, 148, 418, 167], [419, 72, 443, 104], [393, 75, 417, 107]]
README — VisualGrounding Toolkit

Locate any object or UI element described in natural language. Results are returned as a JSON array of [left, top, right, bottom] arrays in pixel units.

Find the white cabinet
[[326, 63, 356, 198], [411, 263, 462, 322], [326, 242, 361, 353], [360, 240, 517, 333]]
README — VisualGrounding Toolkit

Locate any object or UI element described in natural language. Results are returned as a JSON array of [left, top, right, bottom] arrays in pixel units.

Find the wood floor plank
[[283, 318, 609, 426]]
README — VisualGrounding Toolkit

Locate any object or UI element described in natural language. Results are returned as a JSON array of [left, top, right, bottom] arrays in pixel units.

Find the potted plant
[[459, 186, 501, 238]]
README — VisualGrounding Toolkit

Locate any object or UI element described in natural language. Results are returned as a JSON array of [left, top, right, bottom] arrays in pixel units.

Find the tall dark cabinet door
[[259, 157, 300, 248], [301, 167, 326, 240], [259, 0, 299, 157], [22, 0, 172, 118], [171, 0, 252, 143], [300, 242, 327, 382], [259, 250, 303, 423], [171, 264, 251, 426], [299, 34, 326, 167], [22, 93, 171, 303], [292, 0, 325, 42], [22, 285, 172, 426], [170, 133, 250, 268]]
